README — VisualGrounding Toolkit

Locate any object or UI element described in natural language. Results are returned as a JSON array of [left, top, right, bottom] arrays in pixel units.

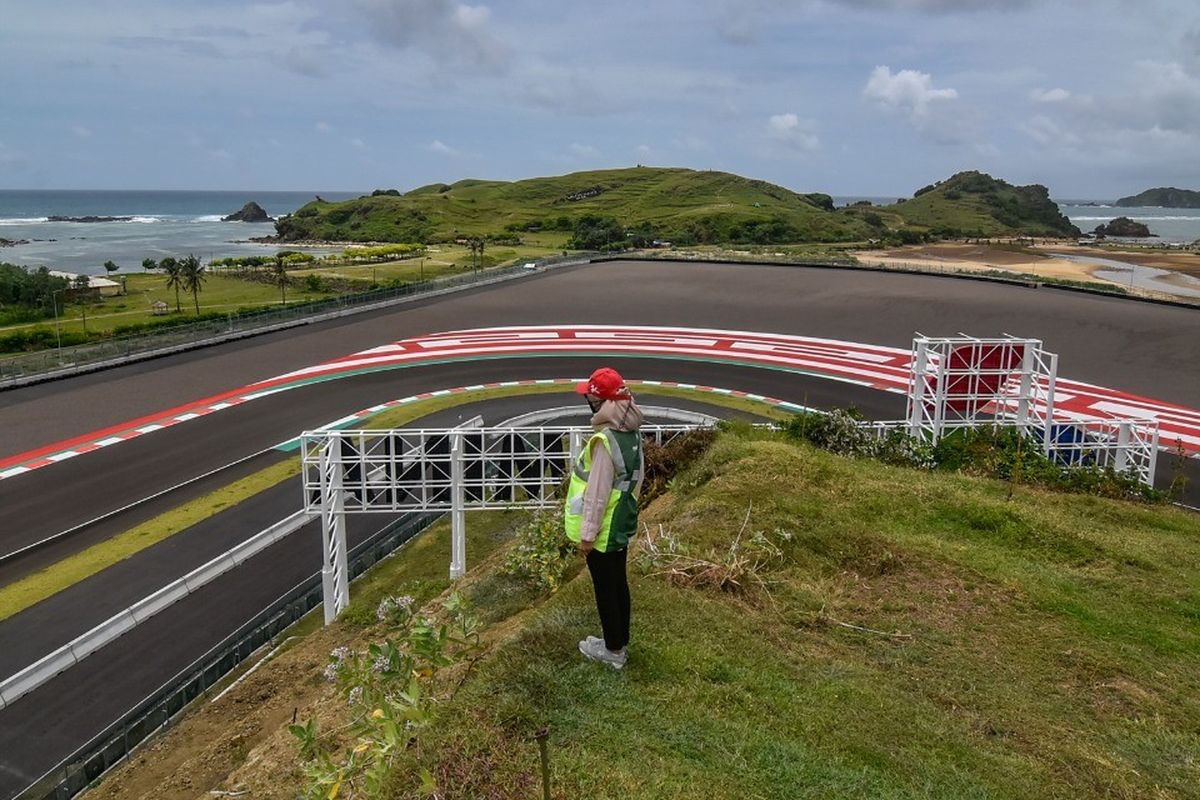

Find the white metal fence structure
[[906, 334, 1059, 443], [302, 334, 1163, 624], [1042, 417, 1160, 486], [904, 334, 1159, 483], [301, 418, 704, 623]]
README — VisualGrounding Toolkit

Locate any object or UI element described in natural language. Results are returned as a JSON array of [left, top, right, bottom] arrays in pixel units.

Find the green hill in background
[[273, 166, 1079, 246], [886, 171, 1081, 238], [1116, 187, 1200, 208]]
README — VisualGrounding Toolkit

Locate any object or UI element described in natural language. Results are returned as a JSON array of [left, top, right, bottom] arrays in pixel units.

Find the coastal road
[[0, 260, 1197, 797]]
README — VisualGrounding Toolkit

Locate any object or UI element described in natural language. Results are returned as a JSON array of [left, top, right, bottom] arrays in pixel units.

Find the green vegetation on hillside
[[273, 167, 875, 246], [887, 171, 1081, 238], [276, 424, 1197, 799], [273, 167, 1084, 248], [1116, 187, 1200, 208]]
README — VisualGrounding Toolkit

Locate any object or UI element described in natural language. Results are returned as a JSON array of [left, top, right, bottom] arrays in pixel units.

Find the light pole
[[50, 288, 64, 364]]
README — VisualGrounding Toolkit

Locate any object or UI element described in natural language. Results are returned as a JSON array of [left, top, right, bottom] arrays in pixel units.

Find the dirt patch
[[1039, 245, 1200, 278], [856, 243, 1113, 283]]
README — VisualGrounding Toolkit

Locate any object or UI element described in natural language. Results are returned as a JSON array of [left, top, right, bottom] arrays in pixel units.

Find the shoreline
[[854, 241, 1200, 301]]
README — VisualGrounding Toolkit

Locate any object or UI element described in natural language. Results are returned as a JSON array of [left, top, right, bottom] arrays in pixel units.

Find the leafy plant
[[292, 592, 484, 799], [502, 510, 573, 594]]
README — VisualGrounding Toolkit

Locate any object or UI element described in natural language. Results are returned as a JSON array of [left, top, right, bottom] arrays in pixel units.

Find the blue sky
[[2, 0, 1199, 198]]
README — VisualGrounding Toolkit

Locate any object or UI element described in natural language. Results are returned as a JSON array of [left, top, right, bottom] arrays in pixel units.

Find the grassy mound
[[888, 171, 1081, 239], [403, 431, 1198, 798], [274, 167, 873, 245]]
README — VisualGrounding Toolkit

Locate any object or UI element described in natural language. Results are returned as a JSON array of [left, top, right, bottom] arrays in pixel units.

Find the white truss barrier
[[1043, 417, 1160, 486], [907, 334, 1059, 442], [904, 333, 1158, 484], [301, 420, 705, 623]]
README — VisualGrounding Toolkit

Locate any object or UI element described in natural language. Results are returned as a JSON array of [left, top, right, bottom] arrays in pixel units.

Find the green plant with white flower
[[290, 591, 484, 799]]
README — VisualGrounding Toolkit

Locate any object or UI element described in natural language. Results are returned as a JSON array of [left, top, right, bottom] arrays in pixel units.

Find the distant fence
[[0, 253, 591, 389], [14, 511, 439, 800]]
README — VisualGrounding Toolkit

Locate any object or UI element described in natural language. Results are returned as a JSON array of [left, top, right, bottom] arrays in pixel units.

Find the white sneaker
[[585, 635, 629, 655], [578, 637, 627, 669]]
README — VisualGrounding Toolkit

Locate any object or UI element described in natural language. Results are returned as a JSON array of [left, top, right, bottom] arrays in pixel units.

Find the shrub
[[502, 510, 573, 594]]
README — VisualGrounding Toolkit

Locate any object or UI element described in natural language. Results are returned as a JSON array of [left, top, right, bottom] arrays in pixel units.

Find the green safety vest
[[564, 428, 644, 553]]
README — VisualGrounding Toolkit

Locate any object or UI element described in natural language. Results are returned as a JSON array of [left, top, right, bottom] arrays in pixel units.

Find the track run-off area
[[0, 259, 1198, 798], [3, 324, 1198, 480]]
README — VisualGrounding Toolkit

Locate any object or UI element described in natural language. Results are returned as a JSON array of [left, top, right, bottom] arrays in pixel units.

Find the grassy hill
[[275, 167, 874, 246], [887, 171, 1081, 238], [1116, 187, 1200, 208], [95, 425, 1200, 799], [275, 167, 1082, 247]]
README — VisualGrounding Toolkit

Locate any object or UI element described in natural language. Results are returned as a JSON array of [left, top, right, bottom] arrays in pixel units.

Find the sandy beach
[[855, 242, 1200, 301]]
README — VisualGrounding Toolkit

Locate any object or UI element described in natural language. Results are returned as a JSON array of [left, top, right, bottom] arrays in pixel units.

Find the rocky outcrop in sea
[[223, 201, 275, 223]]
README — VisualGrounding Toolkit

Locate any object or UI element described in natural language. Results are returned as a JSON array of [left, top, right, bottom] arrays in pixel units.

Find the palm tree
[[162, 257, 184, 313], [468, 237, 485, 274], [180, 254, 206, 315], [72, 273, 92, 333], [271, 255, 288, 305]]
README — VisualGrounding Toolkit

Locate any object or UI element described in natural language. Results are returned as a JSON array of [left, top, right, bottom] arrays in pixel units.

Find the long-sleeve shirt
[[579, 397, 645, 543]]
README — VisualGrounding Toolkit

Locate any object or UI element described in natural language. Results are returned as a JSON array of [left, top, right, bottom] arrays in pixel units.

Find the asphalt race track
[[0, 260, 1197, 797]]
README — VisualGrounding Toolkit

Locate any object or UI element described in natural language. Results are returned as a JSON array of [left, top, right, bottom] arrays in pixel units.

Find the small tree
[[271, 255, 288, 304], [141, 258, 158, 271], [162, 257, 184, 313], [180, 254, 206, 315], [103, 260, 118, 276]]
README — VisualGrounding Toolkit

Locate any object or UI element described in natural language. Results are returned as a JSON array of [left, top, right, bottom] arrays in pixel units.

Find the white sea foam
[[192, 214, 225, 223], [128, 216, 161, 224], [1068, 215, 1200, 221], [0, 217, 49, 226]]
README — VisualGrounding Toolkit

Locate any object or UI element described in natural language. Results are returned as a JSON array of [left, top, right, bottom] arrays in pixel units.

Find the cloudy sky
[[2, 0, 1199, 198]]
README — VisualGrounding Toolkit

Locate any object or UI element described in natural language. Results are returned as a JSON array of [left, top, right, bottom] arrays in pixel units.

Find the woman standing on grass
[[564, 367, 645, 670]]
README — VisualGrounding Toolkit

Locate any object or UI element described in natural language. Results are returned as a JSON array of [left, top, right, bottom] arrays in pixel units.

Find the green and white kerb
[[563, 429, 644, 553]]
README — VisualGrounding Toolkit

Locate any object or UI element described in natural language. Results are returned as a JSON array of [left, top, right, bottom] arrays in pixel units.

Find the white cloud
[[348, 137, 367, 149], [281, 46, 329, 78], [349, 0, 510, 72], [672, 135, 711, 153], [766, 113, 820, 151], [1030, 87, 1070, 103], [568, 142, 600, 158], [71, 125, 93, 138], [1019, 114, 1079, 146], [864, 66, 958, 125], [635, 144, 652, 157], [429, 139, 460, 156], [829, 0, 1038, 11], [315, 121, 332, 133]]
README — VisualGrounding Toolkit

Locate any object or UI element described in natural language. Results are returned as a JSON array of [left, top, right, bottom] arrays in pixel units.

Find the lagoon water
[[0, 190, 359, 274], [2, 191, 1198, 275]]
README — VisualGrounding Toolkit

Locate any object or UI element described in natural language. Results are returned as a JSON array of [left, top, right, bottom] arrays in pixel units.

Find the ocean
[[0, 190, 360, 275], [1055, 202, 1200, 243], [2, 191, 1197, 275]]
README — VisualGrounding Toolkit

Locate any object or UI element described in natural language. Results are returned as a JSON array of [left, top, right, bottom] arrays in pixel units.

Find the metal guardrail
[[13, 510, 439, 800], [0, 253, 594, 389], [0, 511, 309, 710]]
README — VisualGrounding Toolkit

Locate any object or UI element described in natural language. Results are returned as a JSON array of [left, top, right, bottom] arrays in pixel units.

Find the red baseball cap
[[575, 367, 631, 401]]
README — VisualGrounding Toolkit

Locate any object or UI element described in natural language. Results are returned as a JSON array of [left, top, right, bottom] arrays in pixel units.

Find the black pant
[[586, 547, 631, 651]]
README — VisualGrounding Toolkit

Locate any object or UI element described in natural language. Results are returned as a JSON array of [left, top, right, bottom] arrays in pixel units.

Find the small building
[[151, 300, 170, 316], [48, 270, 123, 297]]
